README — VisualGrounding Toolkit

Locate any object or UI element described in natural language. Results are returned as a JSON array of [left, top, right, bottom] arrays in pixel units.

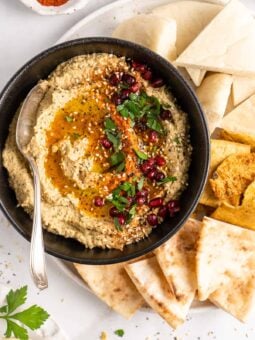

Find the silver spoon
[[16, 84, 48, 290]]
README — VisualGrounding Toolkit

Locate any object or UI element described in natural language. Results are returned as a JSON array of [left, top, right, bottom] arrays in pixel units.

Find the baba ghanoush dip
[[3, 53, 192, 250]]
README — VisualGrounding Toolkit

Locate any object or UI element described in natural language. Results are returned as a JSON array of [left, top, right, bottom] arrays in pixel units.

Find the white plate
[[19, 0, 89, 16]]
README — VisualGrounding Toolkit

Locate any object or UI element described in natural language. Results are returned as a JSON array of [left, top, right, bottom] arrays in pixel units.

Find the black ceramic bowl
[[0, 38, 209, 264]]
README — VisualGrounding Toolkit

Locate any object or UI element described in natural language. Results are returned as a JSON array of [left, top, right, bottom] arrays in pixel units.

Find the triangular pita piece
[[152, 1, 222, 85], [211, 180, 255, 230], [74, 263, 144, 319], [224, 91, 235, 115], [175, 0, 255, 76], [125, 257, 185, 328], [154, 219, 201, 315], [200, 139, 250, 207], [197, 217, 255, 303], [196, 73, 232, 133], [187, 68, 206, 87], [152, 1, 222, 55], [112, 14, 176, 61], [232, 76, 255, 106], [220, 94, 255, 148]]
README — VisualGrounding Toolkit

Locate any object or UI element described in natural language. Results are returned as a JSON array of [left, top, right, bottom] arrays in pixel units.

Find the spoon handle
[[29, 157, 48, 290]]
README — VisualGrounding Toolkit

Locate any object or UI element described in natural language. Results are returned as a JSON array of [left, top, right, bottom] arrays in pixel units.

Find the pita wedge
[[197, 217, 255, 321], [152, 1, 222, 85], [212, 180, 255, 230], [196, 73, 232, 133], [74, 263, 144, 319], [155, 219, 201, 315], [112, 14, 176, 61], [220, 94, 255, 148], [210, 153, 255, 206], [125, 257, 186, 328], [176, 0, 255, 77], [200, 139, 251, 207], [232, 76, 255, 106], [224, 91, 235, 115]]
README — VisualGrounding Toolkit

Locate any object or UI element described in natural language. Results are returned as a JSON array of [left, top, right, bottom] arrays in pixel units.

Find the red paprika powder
[[37, 0, 69, 6]]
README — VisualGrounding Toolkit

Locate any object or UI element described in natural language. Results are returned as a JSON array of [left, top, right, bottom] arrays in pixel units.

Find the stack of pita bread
[[74, 0, 255, 329], [75, 217, 255, 328]]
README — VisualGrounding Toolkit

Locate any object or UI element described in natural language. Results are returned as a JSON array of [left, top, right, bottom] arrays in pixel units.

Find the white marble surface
[[1, 0, 255, 339]]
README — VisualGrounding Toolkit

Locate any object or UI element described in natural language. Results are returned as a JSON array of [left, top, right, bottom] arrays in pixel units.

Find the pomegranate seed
[[118, 214, 126, 225], [132, 61, 147, 73], [149, 197, 163, 208], [150, 78, 164, 88], [142, 69, 153, 80], [155, 171, 165, 181], [136, 189, 149, 198], [94, 196, 105, 207], [155, 155, 166, 166], [147, 213, 158, 226], [147, 169, 157, 180], [109, 73, 120, 86], [122, 73, 136, 85], [160, 109, 172, 120], [140, 162, 152, 174], [129, 82, 140, 93], [149, 131, 159, 143], [109, 207, 119, 217], [126, 196, 134, 205], [158, 206, 168, 219], [101, 138, 112, 149], [167, 200, 180, 217], [136, 196, 146, 206], [112, 93, 122, 105], [147, 157, 156, 166], [120, 89, 130, 100]]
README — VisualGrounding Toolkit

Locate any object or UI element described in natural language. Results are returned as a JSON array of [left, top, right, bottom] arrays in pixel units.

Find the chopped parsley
[[114, 329, 125, 337], [113, 217, 123, 232], [134, 149, 148, 160], [158, 176, 177, 184], [117, 91, 164, 134], [65, 115, 73, 122], [137, 176, 144, 191]]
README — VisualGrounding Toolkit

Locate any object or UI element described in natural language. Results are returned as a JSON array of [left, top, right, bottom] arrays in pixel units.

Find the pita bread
[[232, 76, 255, 106], [187, 68, 206, 87], [154, 219, 201, 315], [112, 14, 176, 61], [211, 180, 255, 230], [152, 1, 222, 55], [210, 153, 255, 206], [74, 263, 144, 319], [220, 94, 255, 148], [197, 217, 255, 302], [125, 257, 185, 328], [200, 139, 251, 207], [152, 1, 222, 85], [196, 73, 232, 133], [175, 0, 255, 76], [224, 91, 235, 115]]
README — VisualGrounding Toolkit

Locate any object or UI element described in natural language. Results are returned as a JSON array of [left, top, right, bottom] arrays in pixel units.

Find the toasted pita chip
[[125, 257, 185, 328], [211, 180, 255, 230], [175, 0, 255, 77], [210, 153, 255, 206], [232, 76, 255, 106], [187, 68, 206, 87], [74, 263, 144, 319], [154, 219, 201, 315], [197, 217, 255, 303], [220, 93, 255, 148], [224, 91, 235, 115], [112, 15, 176, 61], [196, 73, 232, 133], [200, 139, 251, 207]]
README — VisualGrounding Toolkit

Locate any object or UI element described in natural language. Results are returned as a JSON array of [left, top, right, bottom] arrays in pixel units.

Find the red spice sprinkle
[[37, 0, 69, 6]]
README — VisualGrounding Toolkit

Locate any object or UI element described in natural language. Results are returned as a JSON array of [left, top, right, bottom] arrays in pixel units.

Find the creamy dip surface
[[3, 53, 192, 250]]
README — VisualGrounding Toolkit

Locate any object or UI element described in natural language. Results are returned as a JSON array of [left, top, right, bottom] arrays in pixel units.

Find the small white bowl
[[19, 0, 90, 16]]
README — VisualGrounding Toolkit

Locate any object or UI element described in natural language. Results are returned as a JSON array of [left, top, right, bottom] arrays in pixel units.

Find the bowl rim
[[0, 37, 210, 264]]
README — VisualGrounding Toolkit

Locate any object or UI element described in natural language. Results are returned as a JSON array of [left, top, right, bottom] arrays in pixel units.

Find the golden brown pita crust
[[200, 139, 251, 207], [74, 263, 144, 319], [210, 153, 255, 206], [155, 219, 201, 315], [125, 257, 185, 328]]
